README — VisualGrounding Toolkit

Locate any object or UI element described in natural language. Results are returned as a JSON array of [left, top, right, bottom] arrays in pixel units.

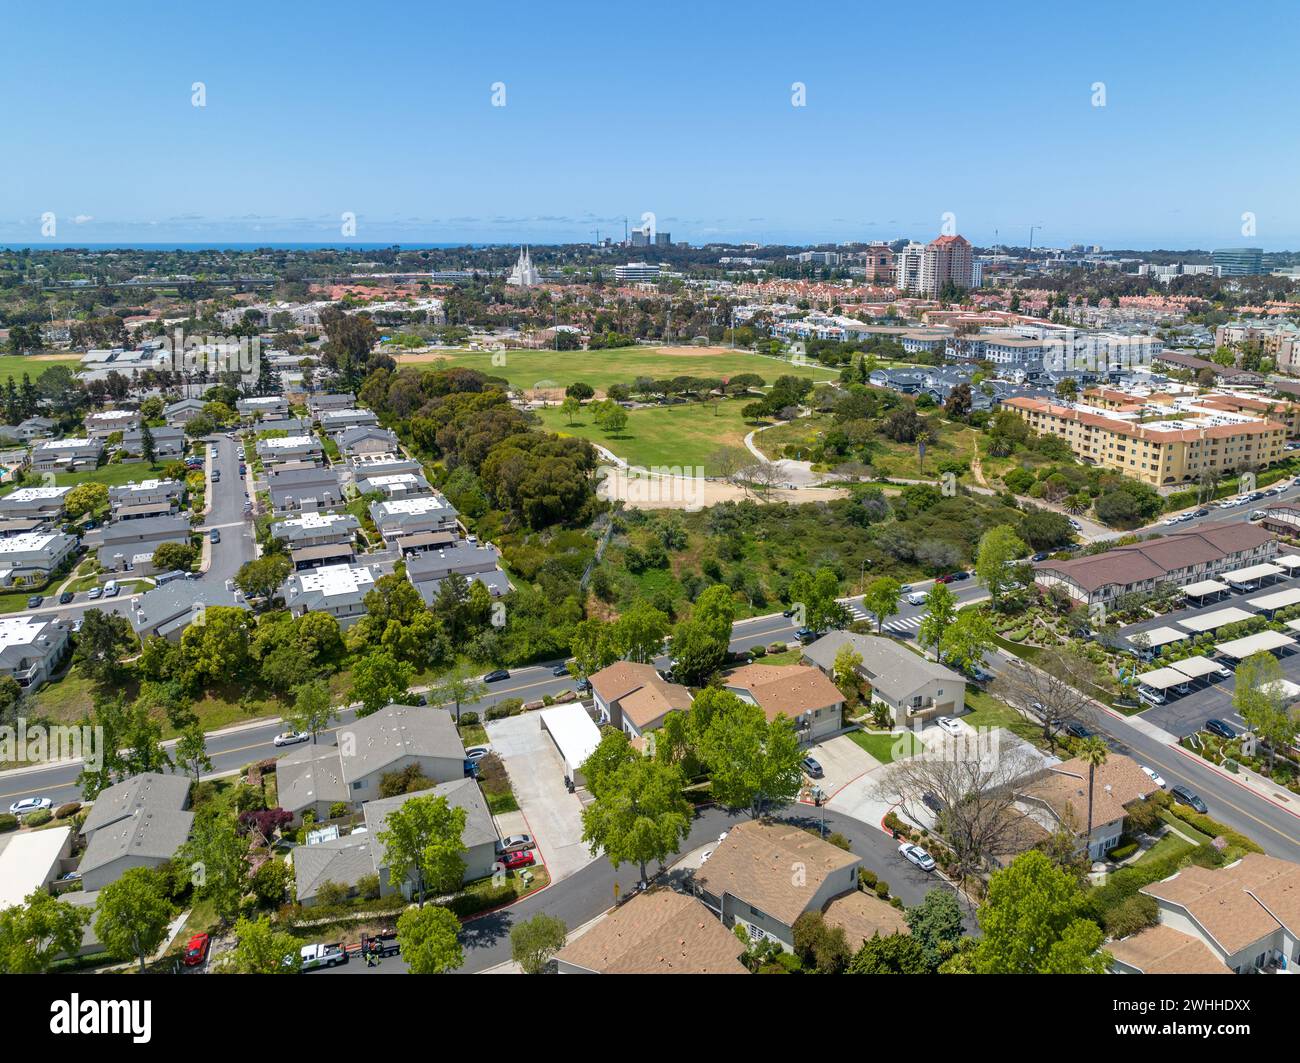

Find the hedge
[[1107, 842, 1139, 861], [25, 810, 52, 827], [0, 814, 16, 833], [1166, 805, 1263, 854], [55, 802, 81, 820]]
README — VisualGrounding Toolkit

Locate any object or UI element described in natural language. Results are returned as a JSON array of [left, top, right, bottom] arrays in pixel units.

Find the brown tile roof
[[1108, 924, 1233, 974], [693, 820, 860, 927], [588, 661, 692, 730], [553, 889, 747, 974], [821, 889, 909, 948], [724, 663, 844, 722], [1017, 753, 1157, 830], [1142, 853, 1300, 955]]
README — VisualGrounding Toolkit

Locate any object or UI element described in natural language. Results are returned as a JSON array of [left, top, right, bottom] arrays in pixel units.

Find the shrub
[[313, 880, 352, 909], [1103, 894, 1159, 938], [0, 814, 17, 833], [768, 642, 788, 654], [485, 698, 524, 721], [459, 711, 480, 727], [750, 644, 767, 657], [55, 802, 81, 820], [1167, 806, 1264, 854], [826, 832, 852, 851], [328, 802, 351, 820], [858, 868, 878, 890], [25, 809, 52, 827], [874, 881, 890, 899], [1107, 842, 1139, 861]]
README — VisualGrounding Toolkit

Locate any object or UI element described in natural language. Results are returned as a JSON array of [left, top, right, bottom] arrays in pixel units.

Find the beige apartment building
[[1003, 397, 1287, 486]]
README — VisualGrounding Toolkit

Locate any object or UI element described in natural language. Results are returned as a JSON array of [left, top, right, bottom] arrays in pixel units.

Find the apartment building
[[283, 562, 379, 628], [256, 434, 324, 465], [1003, 397, 1287, 487], [0, 615, 70, 690], [31, 438, 103, 473], [405, 541, 510, 603], [237, 396, 290, 419], [369, 493, 460, 544], [0, 532, 78, 585], [84, 409, 141, 439], [0, 486, 72, 521]]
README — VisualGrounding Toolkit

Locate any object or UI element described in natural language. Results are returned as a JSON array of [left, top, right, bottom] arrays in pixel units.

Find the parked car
[[87, 586, 103, 600], [57, 590, 74, 604], [1067, 518, 1082, 530], [951, 570, 970, 581], [1031, 552, 1049, 562], [1194, 509, 1209, 518], [899, 842, 936, 871], [25, 595, 42, 608], [1064, 721, 1097, 739], [935, 716, 962, 736], [483, 668, 510, 683], [500, 849, 536, 871], [182, 933, 211, 967], [8, 796, 52, 816], [495, 834, 535, 855], [551, 664, 571, 678], [1140, 765, 1167, 789], [934, 573, 956, 584], [794, 627, 819, 644], [921, 791, 946, 815], [1204, 718, 1237, 740], [103, 581, 119, 597], [800, 756, 824, 778], [273, 730, 309, 747], [969, 664, 994, 683], [1170, 785, 1208, 814], [1212, 664, 1232, 679], [781, 607, 799, 618], [211, 469, 220, 482], [465, 746, 490, 762]]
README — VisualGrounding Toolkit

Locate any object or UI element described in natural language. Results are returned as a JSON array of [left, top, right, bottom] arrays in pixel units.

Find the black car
[[1065, 721, 1097, 740], [483, 669, 510, 683], [969, 665, 994, 683], [1194, 509, 1209, 518], [58, 590, 74, 604], [794, 627, 819, 644], [1170, 785, 1208, 814], [209, 528, 221, 544], [951, 571, 970, 581], [1204, 718, 1237, 740], [25, 595, 42, 608], [921, 791, 947, 815], [782, 607, 798, 618], [551, 664, 571, 678], [1031, 552, 1049, 562]]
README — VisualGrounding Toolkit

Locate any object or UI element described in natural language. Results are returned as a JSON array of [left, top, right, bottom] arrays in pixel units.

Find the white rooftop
[[0, 533, 64, 555], [1180, 579, 1230, 598], [538, 704, 602, 778], [1247, 587, 1300, 612], [1135, 667, 1191, 690], [377, 494, 451, 515], [1129, 625, 1189, 648], [1274, 554, 1300, 570], [36, 438, 95, 451], [1215, 629, 1296, 660], [0, 826, 70, 910], [3, 486, 71, 501], [1222, 562, 1283, 584], [295, 563, 375, 598], [1177, 606, 1256, 633], [280, 511, 353, 530], [0, 615, 59, 650], [1169, 656, 1223, 679], [260, 435, 317, 449], [364, 473, 420, 486]]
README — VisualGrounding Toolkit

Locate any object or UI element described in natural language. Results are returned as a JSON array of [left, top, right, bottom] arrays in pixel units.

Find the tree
[[286, 680, 338, 743], [831, 644, 863, 700], [175, 719, 212, 784], [180, 605, 255, 686], [559, 396, 581, 425], [906, 888, 965, 971], [0, 890, 91, 973], [226, 915, 302, 973], [152, 540, 197, 573], [992, 648, 1098, 751], [509, 913, 568, 974], [791, 911, 852, 973], [789, 566, 849, 632], [377, 793, 467, 907], [1234, 651, 1297, 772], [974, 524, 1028, 609], [184, 809, 252, 924], [139, 421, 157, 465], [570, 617, 619, 678], [234, 554, 292, 601], [916, 581, 957, 654], [93, 867, 173, 973], [1080, 735, 1109, 856], [426, 666, 486, 725], [64, 482, 109, 521], [938, 608, 997, 675], [611, 601, 670, 664], [969, 850, 1109, 974], [696, 692, 803, 818], [350, 650, 414, 717], [395, 905, 463, 974], [862, 576, 901, 633], [580, 756, 691, 883], [847, 932, 931, 974], [667, 618, 728, 685], [72, 608, 137, 682]]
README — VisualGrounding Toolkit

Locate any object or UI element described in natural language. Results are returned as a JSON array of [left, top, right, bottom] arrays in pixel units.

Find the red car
[[501, 850, 536, 871], [182, 933, 210, 967], [935, 573, 956, 584]]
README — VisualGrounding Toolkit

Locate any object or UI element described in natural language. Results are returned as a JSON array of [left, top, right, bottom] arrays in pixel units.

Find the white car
[[906, 591, 927, 606], [1213, 665, 1232, 679], [465, 746, 491, 762], [935, 716, 962, 736], [1161, 516, 1181, 526], [9, 796, 52, 816], [273, 730, 310, 748], [1140, 765, 1167, 789], [899, 842, 936, 871]]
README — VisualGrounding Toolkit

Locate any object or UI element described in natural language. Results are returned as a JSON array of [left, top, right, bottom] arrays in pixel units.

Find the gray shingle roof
[[802, 631, 962, 703], [338, 704, 465, 783], [80, 772, 191, 836], [363, 778, 496, 850], [276, 742, 350, 816]]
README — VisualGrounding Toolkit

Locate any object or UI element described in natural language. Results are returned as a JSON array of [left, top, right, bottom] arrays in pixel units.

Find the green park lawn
[[397, 345, 837, 395], [536, 398, 770, 469], [55, 461, 172, 489], [0, 354, 80, 384]]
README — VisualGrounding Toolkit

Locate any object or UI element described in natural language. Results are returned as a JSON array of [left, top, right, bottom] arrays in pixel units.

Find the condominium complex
[[1003, 396, 1288, 486], [912, 234, 975, 297]]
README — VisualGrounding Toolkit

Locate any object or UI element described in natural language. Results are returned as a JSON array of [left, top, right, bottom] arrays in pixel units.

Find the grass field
[[537, 398, 769, 468], [55, 461, 171, 489], [395, 345, 838, 394], [847, 729, 924, 763], [0, 355, 80, 383]]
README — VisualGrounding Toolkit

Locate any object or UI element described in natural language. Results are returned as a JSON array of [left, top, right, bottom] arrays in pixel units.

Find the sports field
[[536, 398, 769, 469], [394, 344, 837, 395], [0, 354, 80, 383]]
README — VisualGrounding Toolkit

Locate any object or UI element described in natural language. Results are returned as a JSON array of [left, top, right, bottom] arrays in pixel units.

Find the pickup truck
[[297, 942, 347, 970]]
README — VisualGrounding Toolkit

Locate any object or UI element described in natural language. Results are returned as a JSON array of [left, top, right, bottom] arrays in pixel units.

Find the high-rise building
[[894, 242, 925, 291], [614, 262, 660, 282], [629, 227, 652, 248], [1212, 248, 1264, 277], [862, 242, 895, 283], [654, 231, 672, 247], [919, 234, 975, 297]]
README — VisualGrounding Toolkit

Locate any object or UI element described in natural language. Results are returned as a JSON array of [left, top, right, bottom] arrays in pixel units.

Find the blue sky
[[3, 1, 1299, 249]]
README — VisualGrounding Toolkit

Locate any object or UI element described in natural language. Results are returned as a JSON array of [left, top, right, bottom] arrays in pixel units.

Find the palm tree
[[916, 430, 931, 475], [1081, 736, 1109, 863]]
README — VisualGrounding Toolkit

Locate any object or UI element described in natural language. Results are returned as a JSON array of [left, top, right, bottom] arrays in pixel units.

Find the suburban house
[[319, 408, 379, 434], [256, 434, 324, 466], [405, 542, 510, 603], [1012, 753, 1158, 861], [120, 425, 185, 462], [237, 395, 290, 420], [0, 615, 70, 690], [333, 425, 398, 456], [87, 514, 192, 574], [0, 416, 56, 443], [1109, 853, 1300, 975], [31, 438, 103, 473], [253, 415, 312, 435], [0, 532, 78, 586], [820, 889, 911, 950], [272, 511, 360, 549], [108, 479, 184, 519], [129, 581, 247, 642], [589, 661, 693, 738], [0, 486, 72, 521], [164, 397, 208, 427], [555, 889, 748, 974], [77, 772, 194, 892], [276, 703, 468, 821], [292, 779, 499, 907], [267, 464, 343, 514], [1033, 522, 1278, 608], [308, 392, 356, 417], [283, 562, 380, 628], [355, 470, 433, 499], [0, 828, 76, 912], [85, 409, 141, 439], [692, 820, 863, 952], [347, 452, 423, 480], [802, 631, 967, 726], [723, 663, 844, 745], [370, 494, 460, 544]]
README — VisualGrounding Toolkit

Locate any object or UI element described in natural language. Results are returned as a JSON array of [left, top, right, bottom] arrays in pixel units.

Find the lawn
[[0, 354, 80, 384], [396, 345, 838, 394], [55, 462, 173, 489], [1135, 830, 1194, 867], [846, 729, 924, 763], [537, 398, 771, 469]]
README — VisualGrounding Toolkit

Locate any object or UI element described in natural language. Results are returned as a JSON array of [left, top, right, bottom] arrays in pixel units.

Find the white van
[[103, 580, 119, 597]]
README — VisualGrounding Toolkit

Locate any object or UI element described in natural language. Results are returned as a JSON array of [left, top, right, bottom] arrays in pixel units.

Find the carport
[[1180, 579, 1231, 603], [1135, 667, 1194, 704], [1275, 554, 1300, 575], [1214, 629, 1296, 660], [1222, 562, 1284, 590], [1178, 606, 1256, 634], [1169, 655, 1223, 685], [1283, 618, 1300, 635], [537, 704, 602, 788], [1127, 625, 1188, 655], [1246, 586, 1300, 616]]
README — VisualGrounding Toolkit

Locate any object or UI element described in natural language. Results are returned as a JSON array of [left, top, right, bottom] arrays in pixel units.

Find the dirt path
[[970, 436, 990, 488]]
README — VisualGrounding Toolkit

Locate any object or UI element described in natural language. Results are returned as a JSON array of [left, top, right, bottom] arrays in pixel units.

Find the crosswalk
[[843, 601, 870, 623], [883, 615, 924, 636]]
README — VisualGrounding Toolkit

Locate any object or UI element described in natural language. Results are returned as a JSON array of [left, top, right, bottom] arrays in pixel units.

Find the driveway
[[806, 733, 878, 797], [484, 714, 595, 883]]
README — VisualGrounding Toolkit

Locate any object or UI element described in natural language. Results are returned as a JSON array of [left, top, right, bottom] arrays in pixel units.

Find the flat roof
[[1169, 656, 1224, 679], [538, 704, 601, 777], [1274, 554, 1300, 570], [0, 827, 70, 910], [1181, 579, 1230, 597], [1222, 562, 1283, 584], [1215, 630, 1296, 659], [1136, 667, 1194, 690], [1247, 587, 1300, 611], [1178, 606, 1256, 633], [1129, 625, 1189, 648]]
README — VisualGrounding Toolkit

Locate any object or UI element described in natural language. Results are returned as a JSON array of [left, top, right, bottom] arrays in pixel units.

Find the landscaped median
[[1179, 726, 1300, 800]]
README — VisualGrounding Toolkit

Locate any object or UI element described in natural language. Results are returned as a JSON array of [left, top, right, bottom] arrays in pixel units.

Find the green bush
[[750, 644, 767, 657], [858, 868, 878, 890], [874, 881, 890, 899], [1167, 806, 1264, 854], [328, 802, 351, 820], [459, 711, 480, 726], [55, 802, 81, 820], [0, 814, 17, 833], [1103, 893, 1159, 938], [485, 698, 524, 721], [25, 809, 52, 827], [1107, 842, 1139, 861]]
